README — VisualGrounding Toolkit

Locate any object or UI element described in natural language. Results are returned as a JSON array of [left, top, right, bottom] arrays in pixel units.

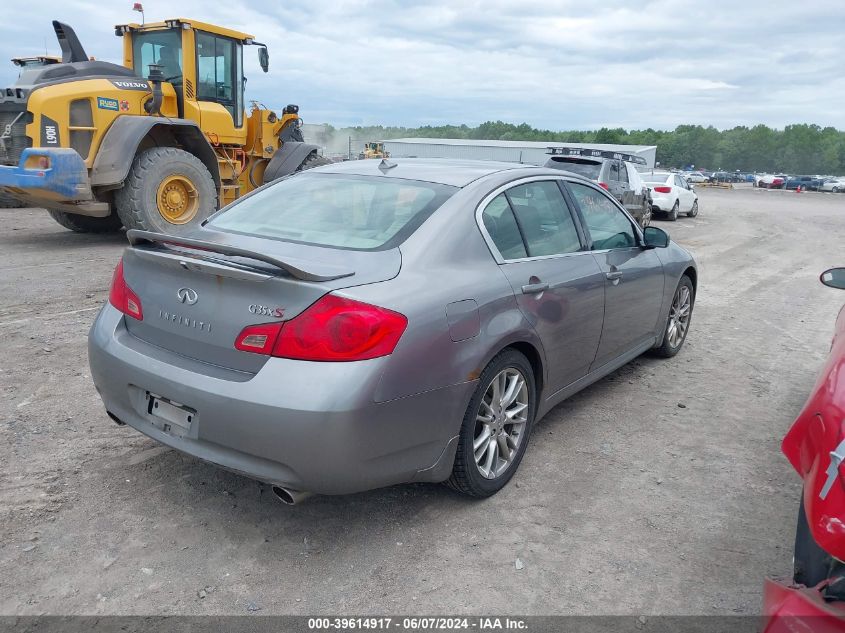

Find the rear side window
[[618, 162, 629, 184], [505, 181, 581, 256], [209, 173, 456, 251], [608, 161, 621, 181], [567, 182, 636, 250], [481, 194, 527, 260]]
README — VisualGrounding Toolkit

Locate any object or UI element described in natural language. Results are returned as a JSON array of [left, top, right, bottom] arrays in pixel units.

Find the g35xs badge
[[249, 304, 284, 318]]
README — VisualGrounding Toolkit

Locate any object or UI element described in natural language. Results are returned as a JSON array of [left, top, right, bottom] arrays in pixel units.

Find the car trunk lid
[[119, 229, 401, 373]]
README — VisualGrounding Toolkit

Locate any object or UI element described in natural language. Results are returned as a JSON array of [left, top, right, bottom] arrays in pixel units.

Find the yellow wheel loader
[[0, 19, 328, 233], [359, 141, 388, 160]]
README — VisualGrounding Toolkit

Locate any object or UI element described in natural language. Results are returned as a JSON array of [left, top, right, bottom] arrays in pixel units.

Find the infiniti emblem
[[176, 287, 198, 305]]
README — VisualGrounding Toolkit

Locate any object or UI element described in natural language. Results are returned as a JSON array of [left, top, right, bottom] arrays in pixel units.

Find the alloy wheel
[[473, 368, 529, 479], [667, 284, 692, 348]]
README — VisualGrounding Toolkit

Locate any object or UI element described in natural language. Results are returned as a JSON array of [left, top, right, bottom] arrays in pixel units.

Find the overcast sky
[[1, 1, 842, 131]]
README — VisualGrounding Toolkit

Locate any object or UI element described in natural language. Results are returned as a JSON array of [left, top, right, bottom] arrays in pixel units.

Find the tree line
[[331, 122, 845, 175]]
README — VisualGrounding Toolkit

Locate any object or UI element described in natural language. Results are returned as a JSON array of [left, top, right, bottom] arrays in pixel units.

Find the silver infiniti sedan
[[89, 159, 697, 502]]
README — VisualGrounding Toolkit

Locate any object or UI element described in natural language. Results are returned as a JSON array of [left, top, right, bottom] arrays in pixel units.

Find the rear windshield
[[546, 158, 602, 179], [209, 173, 457, 251], [642, 172, 671, 183]]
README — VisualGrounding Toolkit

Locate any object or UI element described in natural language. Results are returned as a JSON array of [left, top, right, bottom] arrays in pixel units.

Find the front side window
[[209, 173, 456, 251], [196, 31, 243, 127], [567, 182, 636, 250], [132, 29, 182, 82]]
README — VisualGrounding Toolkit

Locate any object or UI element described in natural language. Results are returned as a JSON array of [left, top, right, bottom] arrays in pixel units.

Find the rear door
[[616, 160, 640, 216], [605, 160, 624, 204], [479, 179, 605, 392], [564, 180, 665, 368]]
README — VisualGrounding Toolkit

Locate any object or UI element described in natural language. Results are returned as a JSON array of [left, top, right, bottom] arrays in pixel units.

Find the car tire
[[446, 349, 536, 498], [116, 147, 217, 235], [794, 495, 833, 587], [834, 186, 841, 194], [47, 210, 123, 233], [668, 200, 679, 221], [687, 200, 699, 217], [650, 275, 694, 358]]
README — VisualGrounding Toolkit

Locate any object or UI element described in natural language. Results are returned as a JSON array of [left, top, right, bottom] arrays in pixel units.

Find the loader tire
[[297, 153, 332, 171], [47, 210, 123, 233], [0, 192, 25, 208], [116, 147, 217, 235]]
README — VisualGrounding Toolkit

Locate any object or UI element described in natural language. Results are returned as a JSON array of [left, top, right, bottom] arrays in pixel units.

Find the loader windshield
[[132, 29, 182, 83]]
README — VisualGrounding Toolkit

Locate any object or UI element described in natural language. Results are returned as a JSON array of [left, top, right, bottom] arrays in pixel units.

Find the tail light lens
[[235, 322, 283, 355], [108, 259, 143, 320], [234, 294, 407, 362], [598, 182, 609, 190], [653, 186, 672, 193]]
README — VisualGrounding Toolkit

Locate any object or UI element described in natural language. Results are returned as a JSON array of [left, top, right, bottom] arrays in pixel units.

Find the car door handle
[[521, 282, 549, 294], [605, 271, 623, 281]]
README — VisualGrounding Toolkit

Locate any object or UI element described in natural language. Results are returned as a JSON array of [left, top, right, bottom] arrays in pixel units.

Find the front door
[[565, 180, 665, 368], [479, 180, 605, 392]]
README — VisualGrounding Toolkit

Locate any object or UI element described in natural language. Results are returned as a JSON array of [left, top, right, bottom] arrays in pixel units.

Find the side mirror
[[820, 268, 845, 290], [642, 226, 669, 249], [258, 47, 269, 73]]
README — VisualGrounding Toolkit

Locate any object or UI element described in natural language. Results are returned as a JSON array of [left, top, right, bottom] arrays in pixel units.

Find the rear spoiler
[[126, 230, 355, 282], [546, 146, 648, 166]]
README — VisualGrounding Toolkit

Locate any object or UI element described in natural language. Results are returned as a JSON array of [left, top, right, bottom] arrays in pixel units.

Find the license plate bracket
[[145, 392, 196, 438]]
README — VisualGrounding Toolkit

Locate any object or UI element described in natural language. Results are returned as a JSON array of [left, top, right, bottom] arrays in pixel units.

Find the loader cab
[[119, 19, 255, 145]]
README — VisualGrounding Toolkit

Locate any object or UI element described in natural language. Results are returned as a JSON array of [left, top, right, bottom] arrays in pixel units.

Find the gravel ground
[[1, 186, 843, 616]]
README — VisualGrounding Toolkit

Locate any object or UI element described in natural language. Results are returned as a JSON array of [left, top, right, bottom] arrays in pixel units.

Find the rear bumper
[[0, 147, 93, 204], [650, 193, 674, 211], [88, 305, 470, 495], [762, 578, 845, 632]]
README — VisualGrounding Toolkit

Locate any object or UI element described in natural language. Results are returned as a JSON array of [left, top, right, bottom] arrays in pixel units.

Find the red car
[[764, 267, 845, 631]]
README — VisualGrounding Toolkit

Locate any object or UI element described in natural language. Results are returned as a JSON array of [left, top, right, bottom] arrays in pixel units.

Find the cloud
[[0, 0, 842, 130]]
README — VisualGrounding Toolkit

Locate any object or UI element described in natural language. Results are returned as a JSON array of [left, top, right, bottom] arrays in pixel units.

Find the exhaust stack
[[52, 21, 89, 63]]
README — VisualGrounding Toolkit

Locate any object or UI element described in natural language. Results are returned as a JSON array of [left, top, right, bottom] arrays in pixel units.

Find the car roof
[[314, 158, 543, 187]]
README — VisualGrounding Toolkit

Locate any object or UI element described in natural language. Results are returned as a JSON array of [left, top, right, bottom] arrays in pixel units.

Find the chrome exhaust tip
[[271, 485, 313, 505]]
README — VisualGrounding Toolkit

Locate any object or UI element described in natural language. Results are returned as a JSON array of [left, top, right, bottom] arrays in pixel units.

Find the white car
[[642, 172, 699, 221], [821, 178, 845, 193], [685, 172, 708, 183]]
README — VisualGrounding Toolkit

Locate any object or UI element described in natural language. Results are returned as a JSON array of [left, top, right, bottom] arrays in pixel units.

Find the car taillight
[[234, 322, 283, 355], [234, 294, 407, 361], [598, 182, 609, 190], [653, 186, 672, 193], [108, 259, 143, 320]]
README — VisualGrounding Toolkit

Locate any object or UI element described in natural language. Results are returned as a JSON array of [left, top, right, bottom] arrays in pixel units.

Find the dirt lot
[[1, 186, 844, 616]]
